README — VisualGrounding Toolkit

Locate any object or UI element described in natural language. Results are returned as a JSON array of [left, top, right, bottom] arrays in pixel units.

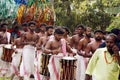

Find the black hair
[[111, 28, 120, 36], [106, 33, 117, 43], [28, 21, 36, 26], [39, 23, 47, 27], [22, 22, 28, 27], [0, 23, 8, 28], [94, 30, 104, 34], [84, 27, 91, 31], [76, 24, 85, 30], [62, 27, 70, 34], [54, 28, 64, 34], [46, 25, 54, 31]]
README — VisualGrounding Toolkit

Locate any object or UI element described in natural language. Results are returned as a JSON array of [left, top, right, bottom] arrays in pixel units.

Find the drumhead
[[4, 44, 12, 49], [42, 53, 52, 56], [62, 56, 76, 60]]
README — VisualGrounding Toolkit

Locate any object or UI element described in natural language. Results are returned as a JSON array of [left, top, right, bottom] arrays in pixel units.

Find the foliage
[[54, 0, 112, 31], [106, 16, 120, 31]]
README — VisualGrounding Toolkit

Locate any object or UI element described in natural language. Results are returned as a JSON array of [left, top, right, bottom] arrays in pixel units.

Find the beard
[[86, 34, 91, 38], [29, 28, 34, 32], [95, 37, 102, 41], [48, 34, 52, 36]]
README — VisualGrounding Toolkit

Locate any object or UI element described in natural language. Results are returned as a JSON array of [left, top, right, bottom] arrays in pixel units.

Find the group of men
[[0, 21, 120, 80]]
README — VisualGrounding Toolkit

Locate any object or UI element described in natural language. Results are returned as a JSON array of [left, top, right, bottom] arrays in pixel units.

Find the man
[[83, 30, 104, 57], [21, 22, 28, 33], [20, 21, 38, 80], [37, 26, 54, 50], [39, 23, 47, 37], [62, 27, 71, 45], [85, 33, 120, 80], [99, 28, 120, 49], [70, 24, 85, 49], [0, 23, 11, 79], [44, 28, 64, 54], [77, 27, 93, 52], [10, 33, 25, 79], [0, 23, 11, 44], [44, 28, 74, 80], [75, 27, 93, 80], [10, 25, 21, 42]]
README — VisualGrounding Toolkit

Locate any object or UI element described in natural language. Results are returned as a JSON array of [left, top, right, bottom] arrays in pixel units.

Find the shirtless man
[[62, 27, 71, 44], [74, 27, 93, 80], [39, 23, 47, 37], [10, 33, 25, 79], [83, 30, 104, 57], [37, 25, 54, 50], [19, 21, 38, 80], [77, 27, 93, 55], [44, 28, 73, 55], [70, 24, 85, 49], [21, 22, 28, 33]]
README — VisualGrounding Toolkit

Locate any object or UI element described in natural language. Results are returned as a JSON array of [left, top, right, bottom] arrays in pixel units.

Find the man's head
[[28, 21, 36, 32], [111, 28, 120, 42], [39, 23, 47, 32], [46, 26, 54, 36], [0, 23, 8, 32], [21, 22, 28, 32], [62, 27, 70, 36], [76, 24, 85, 35], [14, 26, 19, 32], [54, 28, 64, 41], [106, 33, 118, 54], [94, 30, 104, 41], [85, 27, 92, 38]]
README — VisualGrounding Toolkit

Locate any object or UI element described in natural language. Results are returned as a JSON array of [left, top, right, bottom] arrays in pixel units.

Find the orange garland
[[104, 51, 117, 64]]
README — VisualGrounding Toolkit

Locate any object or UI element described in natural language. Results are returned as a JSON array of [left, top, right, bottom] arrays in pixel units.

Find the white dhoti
[[34, 50, 42, 80], [11, 49, 22, 76], [20, 45, 35, 78], [75, 54, 86, 80], [48, 53, 63, 80]]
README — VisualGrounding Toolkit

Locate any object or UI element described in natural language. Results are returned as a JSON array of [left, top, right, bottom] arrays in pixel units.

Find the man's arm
[[44, 40, 52, 54], [70, 36, 74, 48], [36, 38, 43, 50], [85, 49, 99, 80]]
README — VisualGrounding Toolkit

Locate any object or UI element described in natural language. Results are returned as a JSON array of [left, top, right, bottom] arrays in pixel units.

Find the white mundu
[[11, 48, 22, 75], [20, 45, 35, 78]]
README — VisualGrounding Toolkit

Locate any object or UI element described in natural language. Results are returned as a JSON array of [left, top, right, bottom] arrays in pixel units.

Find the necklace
[[104, 51, 117, 64]]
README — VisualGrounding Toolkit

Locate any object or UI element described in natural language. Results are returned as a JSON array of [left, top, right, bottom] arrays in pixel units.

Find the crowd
[[0, 21, 120, 80]]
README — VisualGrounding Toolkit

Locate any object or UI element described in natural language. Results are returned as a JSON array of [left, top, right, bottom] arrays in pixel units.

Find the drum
[[60, 57, 77, 80], [40, 53, 52, 76], [1, 44, 14, 62]]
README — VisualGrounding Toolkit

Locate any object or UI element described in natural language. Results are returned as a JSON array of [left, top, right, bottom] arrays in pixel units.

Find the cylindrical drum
[[1, 44, 14, 62], [60, 56, 77, 80], [40, 53, 52, 77]]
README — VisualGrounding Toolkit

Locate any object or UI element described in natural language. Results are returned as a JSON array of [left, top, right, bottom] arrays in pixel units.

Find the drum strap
[[61, 39, 67, 56]]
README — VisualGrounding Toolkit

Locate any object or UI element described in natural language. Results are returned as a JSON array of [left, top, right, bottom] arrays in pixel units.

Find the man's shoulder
[[72, 34, 78, 38], [96, 47, 107, 53]]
